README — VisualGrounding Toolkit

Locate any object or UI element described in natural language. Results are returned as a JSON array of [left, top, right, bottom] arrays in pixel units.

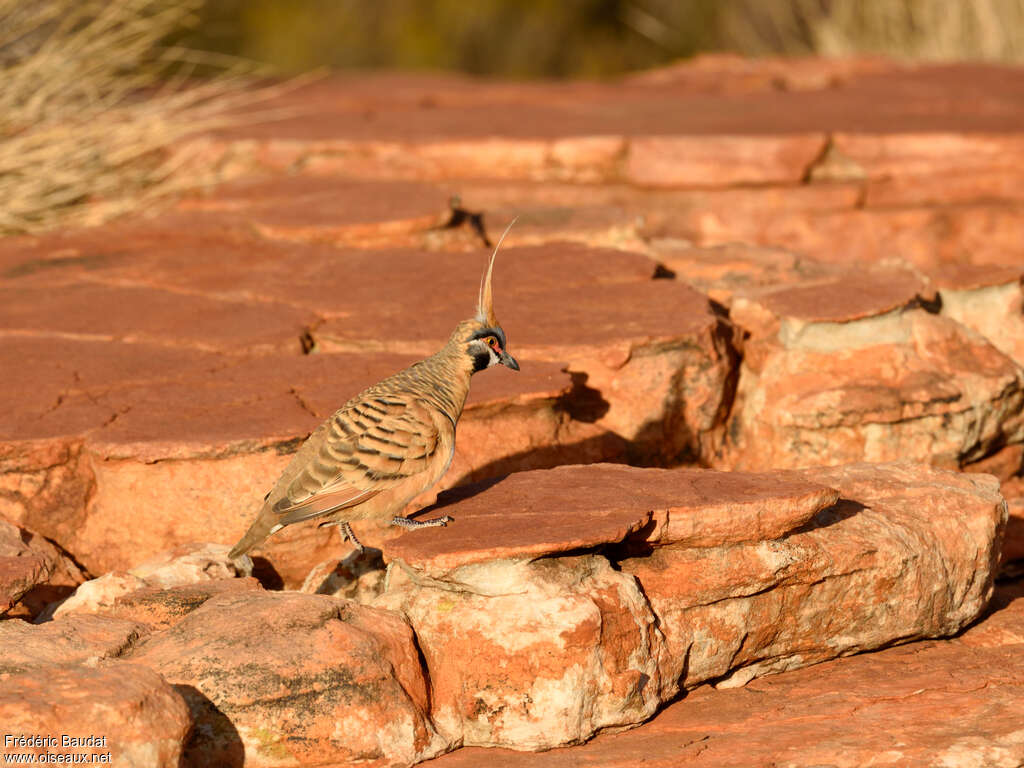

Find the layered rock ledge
[[2, 56, 1024, 767], [425, 579, 1024, 768], [10, 461, 1005, 766]]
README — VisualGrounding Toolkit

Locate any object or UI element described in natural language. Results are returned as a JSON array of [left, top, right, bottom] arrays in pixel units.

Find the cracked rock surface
[[2, 56, 1024, 767], [423, 583, 1024, 768]]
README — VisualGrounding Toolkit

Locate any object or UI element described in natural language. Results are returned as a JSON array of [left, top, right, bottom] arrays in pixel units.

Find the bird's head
[[450, 222, 519, 374]]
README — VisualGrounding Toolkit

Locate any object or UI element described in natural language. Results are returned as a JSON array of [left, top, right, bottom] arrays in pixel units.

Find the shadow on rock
[[300, 547, 387, 602], [606, 517, 660, 562], [250, 556, 284, 591], [175, 684, 245, 768], [418, 474, 509, 514], [791, 498, 868, 535], [557, 370, 611, 423]]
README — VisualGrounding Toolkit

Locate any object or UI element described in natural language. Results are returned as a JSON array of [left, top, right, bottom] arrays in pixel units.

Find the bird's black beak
[[500, 350, 520, 371]]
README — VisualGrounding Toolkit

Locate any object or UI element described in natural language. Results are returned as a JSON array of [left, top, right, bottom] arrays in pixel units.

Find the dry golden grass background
[[3, 0, 1023, 235], [0, 0, 281, 235], [192, 0, 1024, 76]]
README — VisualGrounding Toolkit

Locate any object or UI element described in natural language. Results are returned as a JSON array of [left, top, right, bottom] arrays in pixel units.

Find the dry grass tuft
[[0, 0, 282, 235], [718, 0, 1024, 62]]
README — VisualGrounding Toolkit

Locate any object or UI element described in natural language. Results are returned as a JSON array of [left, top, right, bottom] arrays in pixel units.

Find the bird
[[228, 224, 520, 562]]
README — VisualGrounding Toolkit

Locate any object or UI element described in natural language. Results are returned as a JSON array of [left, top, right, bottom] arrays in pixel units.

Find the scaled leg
[[340, 521, 365, 553], [391, 515, 453, 530]]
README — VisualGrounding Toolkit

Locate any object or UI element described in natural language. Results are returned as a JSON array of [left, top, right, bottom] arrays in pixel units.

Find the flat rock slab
[[620, 463, 1004, 696], [0, 614, 147, 671], [83, 578, 264, 630], [730, 269, 931, 332], [177, 176, 455, 246], [387, 464, 838, 571], [376, 461, 1003, 750], [215, 63, 1024, 142], [0, 279, 314, 356], [0, 231, 734, 578], [1, 352, 594, 581], [0, 230, 658, 331], [650, 242, 840, 306], [1, 333, 567, 451], [305, 242, 664, 353], [423, 581, 1024, 768]]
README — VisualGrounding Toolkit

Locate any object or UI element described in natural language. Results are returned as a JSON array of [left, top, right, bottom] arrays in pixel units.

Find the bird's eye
[[486, 336, 499, 349]]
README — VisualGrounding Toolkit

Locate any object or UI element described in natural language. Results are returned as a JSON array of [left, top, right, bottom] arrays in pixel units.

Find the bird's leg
[[339, 521, 365, 553], [391, 515, 453, 530]]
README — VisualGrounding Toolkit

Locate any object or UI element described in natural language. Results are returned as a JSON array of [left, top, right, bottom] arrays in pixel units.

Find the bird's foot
[[340, 521, 365, 553], [391, 515, 453, 530]]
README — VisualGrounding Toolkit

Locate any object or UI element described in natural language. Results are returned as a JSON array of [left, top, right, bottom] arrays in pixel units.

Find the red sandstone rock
[[0, 439, 94, 552], [2, 58, 1024, 767], [423, 582, 1024, 767], [959, 578, 1024, 648], [48, 543, 251, 620], [0, 518, 84, 618], [626, 134, 825, 188], [0, 280, 314, 356], [649, 242, 838, 305], [623, 463, 1003, 696], [866, 168, 1024, 206], [0, 231, 735, 582], [0, 329, 612, 581], [643, 195, 1024, 271], [636, 183, 862, 247], [0, 522, 51, 615], [0, 662, 190, 768], [130, 590, 447, 767], [834, 131, 1024, 182], [721, 285, 1024, 471], [626, 53, 903, 92], [98, 578, 264, 630], [934, 266, 1024, 368], [306, 242, 664, 350], [386, 464, 837, 571], [209, 63, 1024, 147], [1001, 477, 1024, 567], [375, 462, 1001, 750], [56, 354, 625, 583], [2, 221, 721, 583], [177, 176, 455, 248], [0, 613, 147, 668], [729, 268, 930, 328], [379, 554, 662, 751], [964, 443, 1024, 484]]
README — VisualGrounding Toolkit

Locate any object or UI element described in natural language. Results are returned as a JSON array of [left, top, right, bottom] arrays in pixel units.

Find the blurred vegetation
[[3, 0, 1022, 234], [187, 0, 1024, 77], [0, 0, 275, 234]]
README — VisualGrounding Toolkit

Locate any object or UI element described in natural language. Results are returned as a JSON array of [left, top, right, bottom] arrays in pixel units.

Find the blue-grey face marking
[[470, 326, 506, 348]]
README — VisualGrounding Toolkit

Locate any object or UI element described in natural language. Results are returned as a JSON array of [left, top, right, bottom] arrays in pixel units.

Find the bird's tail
[[228, 510, 278, 561]]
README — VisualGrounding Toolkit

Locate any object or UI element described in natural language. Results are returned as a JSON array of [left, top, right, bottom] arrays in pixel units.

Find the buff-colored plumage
[[228, 225, 518, 560]]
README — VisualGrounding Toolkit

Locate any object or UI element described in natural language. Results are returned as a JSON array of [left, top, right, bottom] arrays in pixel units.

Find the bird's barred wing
[[270, 395, 443, 526]]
